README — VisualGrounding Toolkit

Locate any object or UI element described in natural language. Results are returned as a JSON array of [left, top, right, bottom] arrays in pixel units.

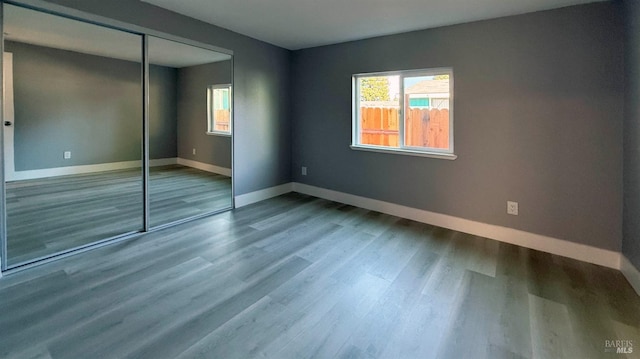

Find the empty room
[[0, 0, 638, 358]]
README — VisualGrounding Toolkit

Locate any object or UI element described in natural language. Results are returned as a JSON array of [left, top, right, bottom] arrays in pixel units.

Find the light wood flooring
[[6, 165, 231, 266], [0, 193, 638, 358]]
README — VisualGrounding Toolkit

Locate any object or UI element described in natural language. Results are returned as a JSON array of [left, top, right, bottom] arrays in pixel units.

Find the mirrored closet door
[[3, 4, 144, 266], [0, 3, 235, 270], [148, 36, 233, 228]]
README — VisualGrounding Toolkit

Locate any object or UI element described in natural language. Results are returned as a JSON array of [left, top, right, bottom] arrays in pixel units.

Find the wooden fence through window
[[360, 106, 450, 149], [214, 109, 230, 132]]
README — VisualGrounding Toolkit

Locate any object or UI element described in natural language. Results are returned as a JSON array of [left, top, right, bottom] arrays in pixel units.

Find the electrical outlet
[[507, 201, 519, 216], [63, 151, 71, 160], [301, 166, 307, 176], [192, 148, 196, 155]]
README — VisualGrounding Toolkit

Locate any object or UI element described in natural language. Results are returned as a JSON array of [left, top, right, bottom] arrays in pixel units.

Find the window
[[207, 84, 232, 135], [352, 68, 454, 159]]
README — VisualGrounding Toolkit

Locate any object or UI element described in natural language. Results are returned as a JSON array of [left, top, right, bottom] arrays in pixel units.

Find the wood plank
[[0, 192, 636, 358]]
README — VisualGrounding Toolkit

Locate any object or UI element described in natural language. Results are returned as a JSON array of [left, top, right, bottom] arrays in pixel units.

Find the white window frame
[[351, 68, 456, 160], [207, 84, 232, 137]]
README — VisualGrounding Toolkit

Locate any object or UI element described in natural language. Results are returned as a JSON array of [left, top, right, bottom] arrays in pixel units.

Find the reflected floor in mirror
[[6, 165, 232, 266]]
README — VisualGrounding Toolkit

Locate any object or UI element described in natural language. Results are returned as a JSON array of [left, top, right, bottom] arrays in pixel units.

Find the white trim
[[621, 255, 640, 296], [206, 131, 232, 137], [8, 158, 178, 181], [7, 156, 231, 182], [235, 183, 293, 208], [149, 158, 178, 166], [291, 182, 621, 269], [176, 158, 231, 177], [207, 83, 232, 136], [350, 145, 457, 160]]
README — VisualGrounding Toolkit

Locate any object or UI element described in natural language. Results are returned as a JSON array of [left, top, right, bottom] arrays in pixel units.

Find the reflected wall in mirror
[[3, 4, 143, 266], [148, 36, 232, 228]]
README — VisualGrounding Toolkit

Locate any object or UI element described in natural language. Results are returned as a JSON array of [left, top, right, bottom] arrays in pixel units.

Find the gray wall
[[9, 40, 142, 170], [39, 0, 292, 195], [149, 65, 178, 160], [7, 41, 177, 170], [31, 1, 625, 254], [177, 60, 231, 169], [623, 0, 640, 270], [291, 3, 624, 251]]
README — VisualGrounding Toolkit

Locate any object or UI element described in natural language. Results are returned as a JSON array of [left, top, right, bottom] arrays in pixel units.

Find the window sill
[[206, 131, 232, 137], [350, 145, 457, 160]]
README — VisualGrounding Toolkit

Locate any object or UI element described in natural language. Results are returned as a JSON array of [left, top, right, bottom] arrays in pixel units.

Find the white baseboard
[[621, 255, 640, 296], [291, 182, 621, 270], [9, 158, 178, 181], [235, 183, 293, 208], [9, 157, 232, 181], [176, 158, 231, 177], [150, 158, 178, 166]]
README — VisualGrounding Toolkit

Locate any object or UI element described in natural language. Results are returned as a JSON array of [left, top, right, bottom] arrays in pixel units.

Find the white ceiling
[[141, 0, 606, 50], [4, 4, 230, 68]]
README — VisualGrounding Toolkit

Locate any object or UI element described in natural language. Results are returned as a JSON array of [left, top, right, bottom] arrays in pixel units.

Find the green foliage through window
[[360, 77, 390, 101]]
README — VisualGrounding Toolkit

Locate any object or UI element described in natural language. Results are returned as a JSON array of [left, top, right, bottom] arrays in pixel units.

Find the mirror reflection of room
[[148, 36, 232, 228], [3, 4, 144, 266], [2, 5, 234, 268]]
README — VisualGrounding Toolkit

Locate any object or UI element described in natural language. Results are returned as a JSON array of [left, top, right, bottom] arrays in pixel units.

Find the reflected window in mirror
[[207, 84, 232, 135]]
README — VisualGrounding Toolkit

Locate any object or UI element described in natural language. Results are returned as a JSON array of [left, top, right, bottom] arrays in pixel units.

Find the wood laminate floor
[[0, 193, 638, 358], [6, 165, 232, 266]]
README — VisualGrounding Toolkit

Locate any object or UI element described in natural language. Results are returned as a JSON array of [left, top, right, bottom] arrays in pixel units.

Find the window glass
[[208, 84, 231, 134], [354, 69, 453, 155]]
